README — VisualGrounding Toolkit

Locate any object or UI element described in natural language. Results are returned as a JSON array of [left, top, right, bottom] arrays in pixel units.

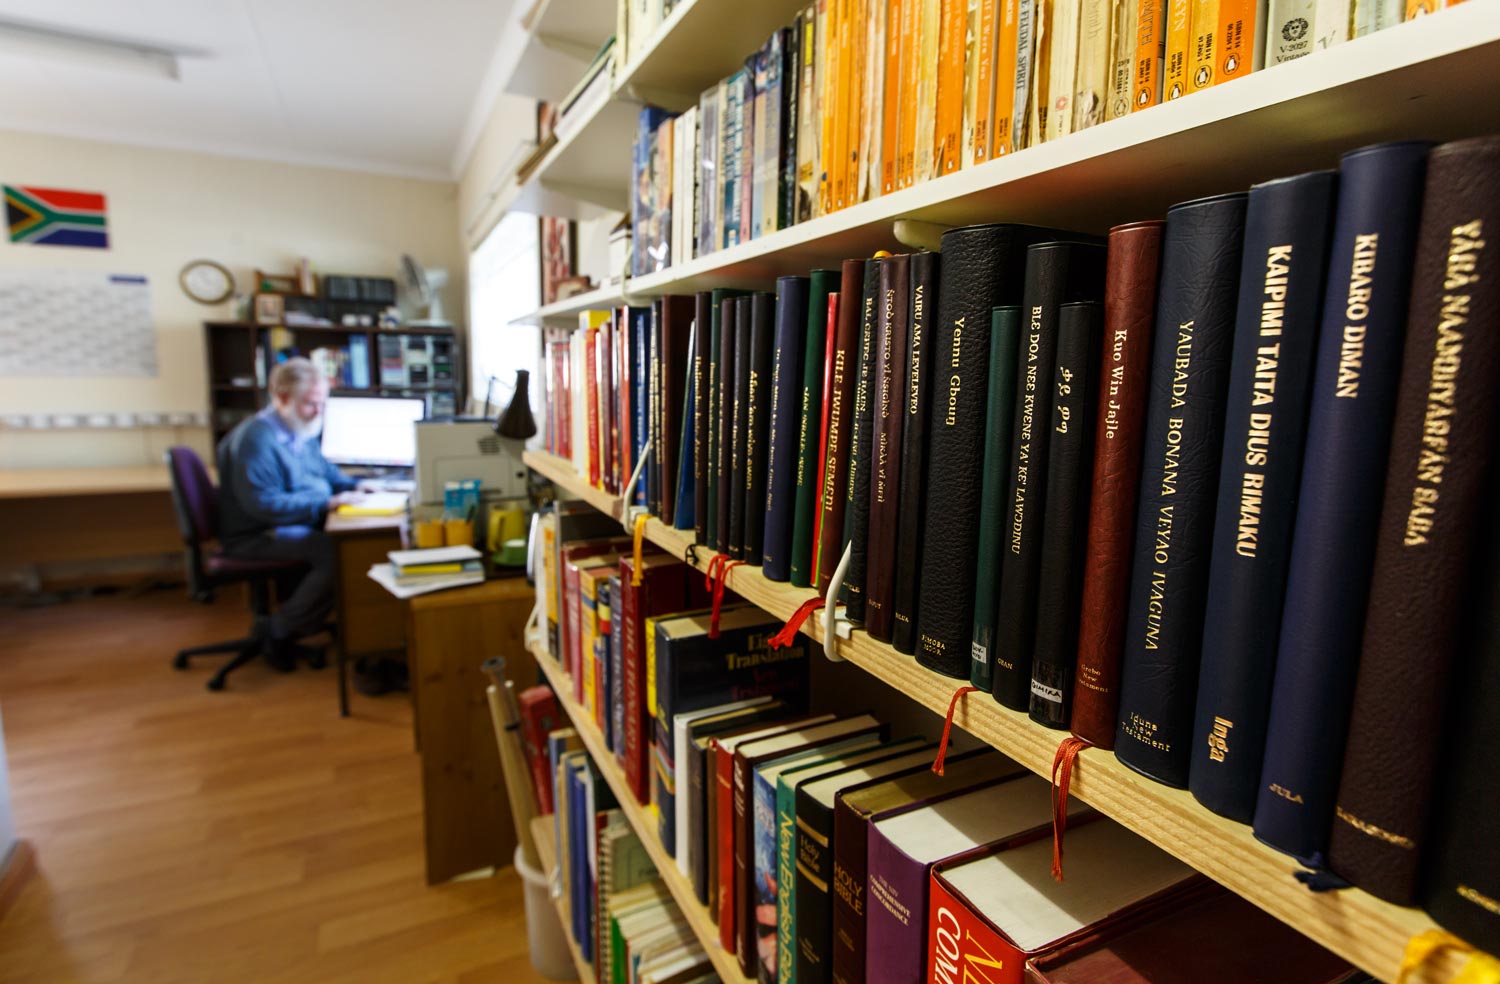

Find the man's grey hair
[[269, 357, 325, 398]]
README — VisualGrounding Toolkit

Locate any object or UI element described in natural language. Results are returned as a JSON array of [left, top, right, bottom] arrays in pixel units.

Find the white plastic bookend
[[619, 437, 652, 533], [893, 219, 953, 253], [822, 542, 854, 662]]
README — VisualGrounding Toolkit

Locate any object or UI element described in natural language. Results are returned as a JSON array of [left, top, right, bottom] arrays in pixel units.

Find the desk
[[405, 576, 537, 884], [0, 466, 182, 580], [325, 511, 407, 717]]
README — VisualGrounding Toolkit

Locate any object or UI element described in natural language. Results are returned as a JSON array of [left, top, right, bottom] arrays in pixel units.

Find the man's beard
[[278, 407, 323, 440]]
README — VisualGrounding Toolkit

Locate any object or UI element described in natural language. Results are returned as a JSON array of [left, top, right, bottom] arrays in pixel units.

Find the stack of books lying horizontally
[[368, 545, 484, 599]]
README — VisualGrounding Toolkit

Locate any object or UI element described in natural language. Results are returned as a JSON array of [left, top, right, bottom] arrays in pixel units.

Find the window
[[468, 211, 541, 437]]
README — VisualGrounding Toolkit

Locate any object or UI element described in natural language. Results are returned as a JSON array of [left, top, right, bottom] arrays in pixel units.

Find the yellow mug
[[444, 518, 474, 547], [414, 518, 445, 548], [487, 507, 526, 551]]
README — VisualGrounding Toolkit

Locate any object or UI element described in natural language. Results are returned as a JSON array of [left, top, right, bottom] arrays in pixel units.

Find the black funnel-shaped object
[[495, 369, 537, 440]]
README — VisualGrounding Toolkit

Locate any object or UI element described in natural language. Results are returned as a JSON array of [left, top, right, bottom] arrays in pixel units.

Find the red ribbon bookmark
[[931, 686, 979, 776], [1051, 736, 1092, 882], [709, 560, 744, 639], [703, 553, 726, 593], [769, 596, 825, 650]]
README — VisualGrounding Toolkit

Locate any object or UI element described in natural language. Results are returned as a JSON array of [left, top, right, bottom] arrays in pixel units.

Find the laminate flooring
[[0, 589, 555, 984]]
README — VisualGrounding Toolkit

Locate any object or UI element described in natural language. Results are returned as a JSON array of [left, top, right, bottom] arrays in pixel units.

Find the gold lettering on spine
[[1234, 245, 1295, 561], [1103, 327, 1127, 440], [907, 284, 924, 415], [876, 288, 896, 504], [944, 316, 965, 426], [1142, 320, 1194, 655], [746, 368, 760, 492], [1009, 307, 1043, 555], [821, 348, 846, 513], [1206, 715, 1233, 762], [1403, 220, 1484, 547], [1337, 233, 1379, 398]]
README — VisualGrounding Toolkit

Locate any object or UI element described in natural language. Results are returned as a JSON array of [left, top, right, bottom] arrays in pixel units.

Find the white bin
[[514, 845, 578, 981]]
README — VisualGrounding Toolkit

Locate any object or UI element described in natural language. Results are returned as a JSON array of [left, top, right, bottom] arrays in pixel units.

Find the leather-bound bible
[[716, 295, 738, 554], [970, 306, 1022, 690], [744, 291, 777, 566], [1029, 301, 1103, 729], [1329, 134, 1500, 905], [706, 288, 746, 548], [694, 291, 713, 544], [865, 254, 912, 641], [892, 251, 941, 654], [816, 260, 867, 592], [1189, 170, 1337, 822], [811, 293, 840, 580], [1071, 220, 1163, 749], [658, 295, 695, 526], [1253, 141, 1431, 862], [1114, 192, 1247, 788], [992, 240, 1107, 711], [1423, 507, 1500, 953], [790, 270, 840, 587], [729, 295, 755, 560], [841, 261, 883, 622], [916, 224, 1057, 677], [763, 276, 810, 581]]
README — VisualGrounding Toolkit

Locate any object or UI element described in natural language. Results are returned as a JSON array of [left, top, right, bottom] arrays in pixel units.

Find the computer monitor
[[320, 396, 425, 468]]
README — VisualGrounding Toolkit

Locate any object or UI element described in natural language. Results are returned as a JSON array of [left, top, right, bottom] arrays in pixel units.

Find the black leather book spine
[[648, 299, 662, 515], [1253, 141, 1431, 862], [992, 241, 1107, 710], [730, 295, 754, 560], [1423, 504, 1500, 953], [915, 224, 1059, 677], [865, 255, 912, 641], [1028, 301, 1103, 729], [745, 291, 777, 566], [840, 260, 883, 621], [891, 251, 940, 654], [1330, 135, 1500, 904], [716, 297, 738, 555], [791, 271, 839, 587], [969, 306, 1021, 690], [694, 291, 714, 545], [1189, 170, 1337, 822], [1114, 192, 1248, 788], [764, 277, 810, 581]]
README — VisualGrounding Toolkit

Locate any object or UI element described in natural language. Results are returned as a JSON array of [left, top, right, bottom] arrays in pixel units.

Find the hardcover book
[[1189, 169, 1336, 822], [915, 224, 1059, 677], [620, 554, 694, 804], [730, 294, 754, 559], [1113, 191, 1248, 788], [969, 306, 1022, 691], [1253, 141, 1431, 862], [816, 260, 868, 592], [791, 270, 841, 587], [891, 251, 941, 653], [671, 696, 778, 871], [1329, 135, 1500, 904], [992, 240, 1107, 710], [840, 259, 883, 621], [764, 277, 811, 581], [717, 295, 740, 554], [1071, 220, 1164, 749], [745, 291, 779, 565], [694, 291, 715, 544], [864, 254, 912, 641]]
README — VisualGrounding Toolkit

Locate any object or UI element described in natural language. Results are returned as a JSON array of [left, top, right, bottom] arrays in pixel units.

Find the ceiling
[[0, 0, 516, 180]]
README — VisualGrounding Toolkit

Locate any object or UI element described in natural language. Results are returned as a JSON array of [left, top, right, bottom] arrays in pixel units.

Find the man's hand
[[329, 491, 365, 509]]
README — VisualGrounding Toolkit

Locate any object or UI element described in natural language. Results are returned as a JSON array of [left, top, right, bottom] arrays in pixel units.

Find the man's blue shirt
[[217, 406, 355, 544]]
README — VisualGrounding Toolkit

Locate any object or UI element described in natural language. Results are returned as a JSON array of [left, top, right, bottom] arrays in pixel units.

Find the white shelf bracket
[[822, 541, 854, 662], [618, 437, 653, 534]]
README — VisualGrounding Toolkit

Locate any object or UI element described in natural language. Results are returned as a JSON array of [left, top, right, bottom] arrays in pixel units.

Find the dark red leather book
[[1070, 221, 1163, 748], [811, 291, 840, 582], [1329, 134, 1500, 904], [816, 259, 866, 592], [864, 254, 911, 641], [619, 553, 688, 804]]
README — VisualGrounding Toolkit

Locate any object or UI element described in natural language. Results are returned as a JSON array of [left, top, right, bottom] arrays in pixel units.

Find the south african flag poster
[[5, 185, 109, 248]]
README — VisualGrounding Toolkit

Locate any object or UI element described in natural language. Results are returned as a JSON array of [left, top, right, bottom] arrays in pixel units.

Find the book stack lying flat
[[388, 546, 484, 588]]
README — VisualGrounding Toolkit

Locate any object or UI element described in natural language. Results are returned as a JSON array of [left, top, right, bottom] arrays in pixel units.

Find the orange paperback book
[[1215, 0, 1264, 84], [972, 0, 999, 164], [882, 0, 905, 192], [934, 0, 967, 175], [1134, 0, 1166, 111], [1189, 0, 1221, 92], [1162, 0, 1192, 100]]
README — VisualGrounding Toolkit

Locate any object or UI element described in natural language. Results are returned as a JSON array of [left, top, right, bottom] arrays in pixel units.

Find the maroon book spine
[[816, 259, 868, 591], [864, 254, 911, 641], [619, 556, 688, 804], [659, 295, 696, 525], [1069, 221, 1162, 748]]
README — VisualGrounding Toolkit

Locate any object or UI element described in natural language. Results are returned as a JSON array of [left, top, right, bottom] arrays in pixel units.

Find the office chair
[[164, 446, 305, 691]]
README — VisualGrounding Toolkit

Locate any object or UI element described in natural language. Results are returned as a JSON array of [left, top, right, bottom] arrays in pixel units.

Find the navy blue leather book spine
[[763, 276, 809, 581], [744, 291, 777, 566], [729, 295, 754, 560], [1188, 171, 1337, 822], [716, 297, 738, 555], [1114, 192, 1247, 788], [1252, 142, 1431, 861], [891, 251, 941, 654], [674, 318, 699, 531], [991, 240, 1107, 711], [632, 307, 651, 507]]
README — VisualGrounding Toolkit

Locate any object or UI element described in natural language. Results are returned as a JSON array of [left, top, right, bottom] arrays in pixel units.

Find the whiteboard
[[0, 269, 158, 377]]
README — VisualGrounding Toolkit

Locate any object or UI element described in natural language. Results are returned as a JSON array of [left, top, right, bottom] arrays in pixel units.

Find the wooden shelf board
[[529, 0, 616, 54], [529, 815, 596, 984], [530, 635, 755, 984], [613, 0, 814, 110], [534, 94, 640, 213], [513, 285, 626, 327], [523, 449, 1466, 984], [624, 5, 1500, 295]]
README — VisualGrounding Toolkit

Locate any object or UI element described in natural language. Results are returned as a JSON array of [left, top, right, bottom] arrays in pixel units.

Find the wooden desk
[[406, 576, 537, 884], [325, 511, 407, 717], [0, 467, 182, 577]]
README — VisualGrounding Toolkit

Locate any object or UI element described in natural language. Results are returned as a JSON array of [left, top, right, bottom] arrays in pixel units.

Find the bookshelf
[[522, 448, 1465, 984], [514, 284, 627, 327], [522, 94, 643, 215], [528, 632, 757, 984], [530, 815, 598, 984]]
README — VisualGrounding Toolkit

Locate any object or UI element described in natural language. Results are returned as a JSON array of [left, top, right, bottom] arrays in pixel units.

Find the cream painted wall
[[0, 129, 463, 469], [457, 93, 537, 250]]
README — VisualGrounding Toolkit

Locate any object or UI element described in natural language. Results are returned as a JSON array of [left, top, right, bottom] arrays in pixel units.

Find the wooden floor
[[0, 589, 558, 984]]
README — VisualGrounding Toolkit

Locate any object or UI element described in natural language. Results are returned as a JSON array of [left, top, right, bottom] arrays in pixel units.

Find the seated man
[[218, 357, 363, 670]]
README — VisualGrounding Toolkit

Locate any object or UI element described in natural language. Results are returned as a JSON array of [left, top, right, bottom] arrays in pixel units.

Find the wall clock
[[180, 259, 234, 305]]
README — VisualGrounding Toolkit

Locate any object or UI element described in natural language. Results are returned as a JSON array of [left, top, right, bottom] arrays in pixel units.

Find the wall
[[0, 128, 464, 469]]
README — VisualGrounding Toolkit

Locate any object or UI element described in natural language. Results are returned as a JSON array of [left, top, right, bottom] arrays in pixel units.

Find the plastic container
[[514, 845, 577, 981]]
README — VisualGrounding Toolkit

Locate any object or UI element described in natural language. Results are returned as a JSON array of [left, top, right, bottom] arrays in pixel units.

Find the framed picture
[[541, 217, 575, 305], [253, 292, 284, 325]]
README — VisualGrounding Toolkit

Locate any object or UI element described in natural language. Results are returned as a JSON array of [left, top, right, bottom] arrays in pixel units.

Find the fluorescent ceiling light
[[0, 17, 183, 80]]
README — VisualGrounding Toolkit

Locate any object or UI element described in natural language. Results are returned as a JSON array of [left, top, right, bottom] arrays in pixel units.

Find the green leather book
[[706, 288, 744, 549], [789, 269, 840, 587], [969, 307, 1022, 690]]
